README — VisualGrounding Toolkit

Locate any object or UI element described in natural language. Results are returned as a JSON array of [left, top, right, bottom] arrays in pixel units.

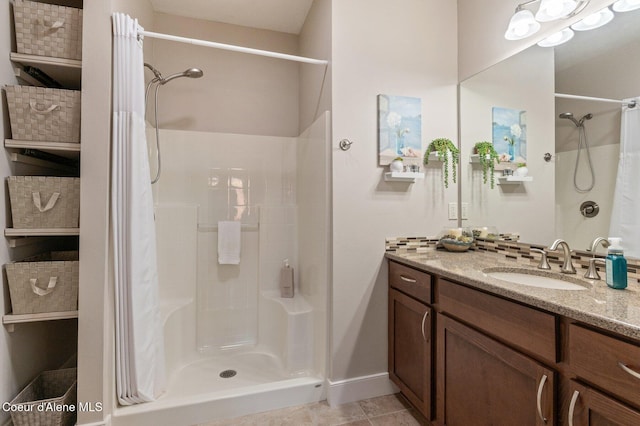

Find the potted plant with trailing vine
[[423, 138, 459, 188], [473, 141, 499, 189]]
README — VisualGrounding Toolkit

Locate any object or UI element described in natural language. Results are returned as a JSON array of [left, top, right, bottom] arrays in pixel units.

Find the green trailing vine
[[424, 138, 459, 188], [474, 141, 499, 189]]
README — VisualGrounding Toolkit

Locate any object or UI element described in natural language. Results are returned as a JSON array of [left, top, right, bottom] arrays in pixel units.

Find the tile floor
[[197, 393, 428, 426]]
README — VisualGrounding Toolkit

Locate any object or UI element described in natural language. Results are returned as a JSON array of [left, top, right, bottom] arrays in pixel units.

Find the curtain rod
[[555, 93, 637, 109], [138, 30, 328, 66]]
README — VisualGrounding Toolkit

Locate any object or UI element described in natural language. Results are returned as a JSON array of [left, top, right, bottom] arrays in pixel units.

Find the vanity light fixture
[[535, 0, 578, 21], [537, 27, 575, 46], [571, 6, 614, 31], [504, 9, 541, 40], [504, 0, 590, 40], [612, 0, 640, 12]]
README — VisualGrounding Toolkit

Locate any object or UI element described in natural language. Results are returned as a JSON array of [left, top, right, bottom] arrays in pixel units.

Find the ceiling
[[149, 0, 314, 34]]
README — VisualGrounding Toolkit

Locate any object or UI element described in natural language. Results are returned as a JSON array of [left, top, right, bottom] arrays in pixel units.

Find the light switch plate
[[448, 202, 457, 220]]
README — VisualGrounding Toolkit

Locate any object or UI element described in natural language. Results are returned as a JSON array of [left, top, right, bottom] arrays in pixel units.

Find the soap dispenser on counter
[[606, 238, 627, 290]]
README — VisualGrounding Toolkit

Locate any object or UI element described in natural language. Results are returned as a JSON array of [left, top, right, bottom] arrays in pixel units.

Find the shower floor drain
[[219, 369, 237, 378]]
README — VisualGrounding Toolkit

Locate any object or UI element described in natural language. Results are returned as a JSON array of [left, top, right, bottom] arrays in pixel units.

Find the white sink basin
[[484, 268, 588, 291]]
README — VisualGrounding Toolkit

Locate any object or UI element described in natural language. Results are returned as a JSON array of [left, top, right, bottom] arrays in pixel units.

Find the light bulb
[[537, 28, 574, 47], [613, 0, 640, 12], [536, 0, 578, 22], [571, 7, 614, 31], [505, 9, 541, 40]]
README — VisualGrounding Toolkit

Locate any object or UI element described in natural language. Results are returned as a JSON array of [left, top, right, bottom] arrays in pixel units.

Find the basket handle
[[29, 101, 60, 115], [32, 192, 61, 212], [37, 18, 65, 30], [30, 277, 58, 296]]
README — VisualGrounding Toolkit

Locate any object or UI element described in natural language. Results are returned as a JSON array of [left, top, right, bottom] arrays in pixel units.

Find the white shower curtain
[[609, 97, 640, 258], [112, 13, 166, 405]]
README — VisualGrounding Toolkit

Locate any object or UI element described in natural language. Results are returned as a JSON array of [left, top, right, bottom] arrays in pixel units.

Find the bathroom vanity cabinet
[[388, 261, 433, 419], [387, 258, 640, 425]]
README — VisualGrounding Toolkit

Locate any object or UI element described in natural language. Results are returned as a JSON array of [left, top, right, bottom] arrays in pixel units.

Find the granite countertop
[[386, 249, 640, 341]]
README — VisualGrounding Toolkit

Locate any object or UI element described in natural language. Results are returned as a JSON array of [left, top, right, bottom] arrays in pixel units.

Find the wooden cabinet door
[[566, 380, 640, 426], [437, 314, 555, 426], [389, 288, 431, 419]]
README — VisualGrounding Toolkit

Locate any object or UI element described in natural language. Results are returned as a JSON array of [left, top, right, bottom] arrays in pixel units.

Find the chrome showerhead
[[160, 68, 204, 84], [144, 63, 163, 81], [579, 113, 593, 125], [559, 112, 581, 127]]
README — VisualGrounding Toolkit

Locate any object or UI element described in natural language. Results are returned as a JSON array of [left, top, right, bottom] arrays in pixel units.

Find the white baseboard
[[326, 372, 399, 407]]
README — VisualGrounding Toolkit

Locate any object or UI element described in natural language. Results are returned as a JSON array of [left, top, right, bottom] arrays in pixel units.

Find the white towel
[[218, 221, 241, 264]]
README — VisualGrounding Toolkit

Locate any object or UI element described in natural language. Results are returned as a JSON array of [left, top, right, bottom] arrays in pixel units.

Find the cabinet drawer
[[570, 324, 640, 408], [438, 279, 557, 363], [389, 261, 432, 304]]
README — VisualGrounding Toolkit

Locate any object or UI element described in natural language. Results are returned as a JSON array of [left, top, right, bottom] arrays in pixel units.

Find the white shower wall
[[150, 112, 328, 376], [555, 143, 619, 251]]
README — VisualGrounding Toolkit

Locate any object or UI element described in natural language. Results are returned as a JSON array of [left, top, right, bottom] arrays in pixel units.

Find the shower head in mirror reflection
[[559, 112, 593, 127]]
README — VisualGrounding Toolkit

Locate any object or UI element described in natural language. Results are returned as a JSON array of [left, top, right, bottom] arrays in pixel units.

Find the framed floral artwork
[[492, 107, 527, 164], [378, 95, 422, 166]]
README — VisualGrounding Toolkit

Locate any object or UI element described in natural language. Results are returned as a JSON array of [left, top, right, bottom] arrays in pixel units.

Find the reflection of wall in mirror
[[460, 47, 555, 245]]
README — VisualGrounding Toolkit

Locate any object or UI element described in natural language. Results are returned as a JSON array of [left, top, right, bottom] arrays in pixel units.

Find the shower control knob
[[580, 201, 599, 218], [543, 153, 552, 162], [339, 139, 353, 151]]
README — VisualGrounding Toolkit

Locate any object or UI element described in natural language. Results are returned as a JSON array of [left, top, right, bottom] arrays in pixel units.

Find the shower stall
[[110, 15, 330, 426]]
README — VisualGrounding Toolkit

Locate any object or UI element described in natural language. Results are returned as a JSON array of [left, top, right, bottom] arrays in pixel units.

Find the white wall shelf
[[9, 152, 78, 174], [5, 228, 80, 237], [3, 311, 79, 332], [5, 139, 81, 160], [10, 52, 81, 89], [469, 155, 513, 171], [497, 176, 533, 185], [384, 171, 425, 182]]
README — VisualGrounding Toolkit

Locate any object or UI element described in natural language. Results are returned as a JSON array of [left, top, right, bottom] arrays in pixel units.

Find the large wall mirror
[[459, 4, 640, 257]]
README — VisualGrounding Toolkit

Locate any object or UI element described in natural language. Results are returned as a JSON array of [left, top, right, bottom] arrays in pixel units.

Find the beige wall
[[150, 13, 301, 137], [299, 0, 331, 132], [459, 47, 556, 245], [457, 0, 616, 81], [330, 0, 458, 383], [1, 2, 78, 424]]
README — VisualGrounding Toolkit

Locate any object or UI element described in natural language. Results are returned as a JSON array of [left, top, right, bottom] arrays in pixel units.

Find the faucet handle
[[585, 257, 605, 280], [531, 248, 551, 270]]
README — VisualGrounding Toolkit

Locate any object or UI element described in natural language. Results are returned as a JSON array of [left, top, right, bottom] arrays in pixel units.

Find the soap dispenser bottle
[[605, 237, 627, 290], [280, 259, 294, 298]]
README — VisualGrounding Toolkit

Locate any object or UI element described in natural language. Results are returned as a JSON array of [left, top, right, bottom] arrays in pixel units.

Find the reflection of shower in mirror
[[559, 111, 595, 193]]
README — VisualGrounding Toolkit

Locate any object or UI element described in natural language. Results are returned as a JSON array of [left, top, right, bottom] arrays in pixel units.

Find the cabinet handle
[[400, 275, 417, 283], [618, 362, 640, 380], [536, 374, 548, 423], [568, 390, 580, 426], [421, 310, 429, 341]]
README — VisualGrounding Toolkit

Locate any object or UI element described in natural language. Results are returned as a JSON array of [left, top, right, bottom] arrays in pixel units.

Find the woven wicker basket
[[10, 368, 77, 426], [13, 0, 83, 60], [8, 176, 80, 229], [4, 85, 81, 143], [6, 251, 79, 315]]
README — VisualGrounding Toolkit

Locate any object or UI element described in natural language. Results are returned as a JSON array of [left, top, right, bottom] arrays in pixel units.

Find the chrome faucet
[[585, 237, 610, 279], [589, 237, 610, 254], [547, 239, 576, 274], [530, 248, 551, 270]]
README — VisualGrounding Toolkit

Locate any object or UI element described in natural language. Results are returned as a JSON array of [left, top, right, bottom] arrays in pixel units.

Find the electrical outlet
[[448, 202, 458, 220], [461, 202, 469, 220]]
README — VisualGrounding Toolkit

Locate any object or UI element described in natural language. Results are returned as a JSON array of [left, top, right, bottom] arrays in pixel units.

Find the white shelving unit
[[384, 171, 425, 182], [3, 311, 79, 333], [497, 176, 533, 185], [5, 228, 80, 237], [4, 30, 83, 331], [10, 52, 82, 90], [5, 139, 81, 160]]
